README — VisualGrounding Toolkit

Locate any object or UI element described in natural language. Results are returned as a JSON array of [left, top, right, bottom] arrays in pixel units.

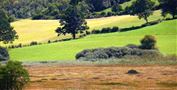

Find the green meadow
[[9, 19, 177, 61]]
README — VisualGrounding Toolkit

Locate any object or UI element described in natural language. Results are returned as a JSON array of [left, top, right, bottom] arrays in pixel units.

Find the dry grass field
[[25, 64, 177, 90], [9, 11, 162, 45]]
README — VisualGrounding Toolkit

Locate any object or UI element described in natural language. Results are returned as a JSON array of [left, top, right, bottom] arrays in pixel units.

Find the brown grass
[[24, 64, 177, 90]]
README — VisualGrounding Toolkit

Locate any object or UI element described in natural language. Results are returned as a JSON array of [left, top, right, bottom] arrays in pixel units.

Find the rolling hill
[[9, 10, 163, 45], [9, 19, 177, 61]]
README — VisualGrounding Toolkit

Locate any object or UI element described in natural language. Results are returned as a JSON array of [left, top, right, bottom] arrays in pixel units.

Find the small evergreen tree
[[130, 0, 155, 23]]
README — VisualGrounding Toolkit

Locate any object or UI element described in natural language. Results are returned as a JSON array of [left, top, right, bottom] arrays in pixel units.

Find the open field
[[25, 64, 177, 90], [9, 19, 177, 61], [8, 10, 164, 45]]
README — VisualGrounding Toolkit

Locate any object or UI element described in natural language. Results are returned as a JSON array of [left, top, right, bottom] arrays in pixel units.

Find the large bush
[[0, 61, 30, 90], [0, 47, 9, 61], [140, 35, 157, 49]]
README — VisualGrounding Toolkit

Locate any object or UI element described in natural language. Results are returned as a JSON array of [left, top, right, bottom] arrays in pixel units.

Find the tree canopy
[[159, 0, 177, 19], [0, 9, 18, 44], [130, 0, 155, 23], [56, 0, 89, 39]]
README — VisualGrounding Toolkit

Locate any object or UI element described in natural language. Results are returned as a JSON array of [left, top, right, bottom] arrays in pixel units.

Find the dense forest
[[1, 0, 130, 19]]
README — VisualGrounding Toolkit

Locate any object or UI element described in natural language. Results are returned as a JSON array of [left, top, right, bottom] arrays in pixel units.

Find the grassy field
[[9, 19, 177, 61], [8, 10, 163, 45]]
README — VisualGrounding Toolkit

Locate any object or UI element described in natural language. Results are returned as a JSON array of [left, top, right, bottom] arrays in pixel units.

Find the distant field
[[9, 10, 163, 45], [9, 19, 177, 61]]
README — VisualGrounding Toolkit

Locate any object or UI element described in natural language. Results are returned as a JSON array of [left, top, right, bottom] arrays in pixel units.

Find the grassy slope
[[9, 11, 162, 45], [9, 19, 177, 61]]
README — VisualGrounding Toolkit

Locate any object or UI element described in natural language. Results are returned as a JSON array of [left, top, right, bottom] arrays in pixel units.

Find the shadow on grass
[[99, 82, 129, 86]]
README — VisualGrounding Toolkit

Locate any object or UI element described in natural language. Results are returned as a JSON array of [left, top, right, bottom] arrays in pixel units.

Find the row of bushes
[[121, 20, 162, 32], [91, 27, 119, 34], [7, 38, 74, 49], [90, 20, 162, 34], [87, 11, 125, 19]]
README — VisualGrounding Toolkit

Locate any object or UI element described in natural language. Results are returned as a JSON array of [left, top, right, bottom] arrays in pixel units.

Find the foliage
[[56, 0, 89, 39], [159, 0, 177, 19], [0, 9, 18, 44], [0, 47, 9, 61], [1, 0, 131, 19], [0, 61, 30, 90], [112, 5, 123, 13], [130, 0, 155, 23], [140, 35, 157, 49], [76, 47, 161, 61]]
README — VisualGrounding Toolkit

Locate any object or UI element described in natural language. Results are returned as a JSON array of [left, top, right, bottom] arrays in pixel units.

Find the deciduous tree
[[130, 0, 155, 23], [56, 0, 89, 39]]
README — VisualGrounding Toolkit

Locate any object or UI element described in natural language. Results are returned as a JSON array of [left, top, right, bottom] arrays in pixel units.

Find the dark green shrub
[[100, 12, 106, 16], [140, 35, 157, 49], [30, 41, 38, 46], [0, 47, 9, 61], [101, 27, 111, 33], [0, 61, 30, 90], [107, 12, 114, 16], [92, 30, 101, 34], [111, 27, 119, 32], [32, 14, 44, 20], [48, 40, 51, 43], [86, 31, 91, 35]]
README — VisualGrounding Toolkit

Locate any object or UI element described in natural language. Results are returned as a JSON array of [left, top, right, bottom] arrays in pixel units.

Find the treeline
[[2, 0, 130, 19]]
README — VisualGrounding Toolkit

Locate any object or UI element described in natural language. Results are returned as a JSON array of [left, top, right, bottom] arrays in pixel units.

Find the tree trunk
[[144, 16, 149, 24], [172, 14, 175, 19], [72, 33, 76, 39]]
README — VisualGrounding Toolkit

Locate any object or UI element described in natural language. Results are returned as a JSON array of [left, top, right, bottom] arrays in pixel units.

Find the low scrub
[[76, 47, 161, 61]]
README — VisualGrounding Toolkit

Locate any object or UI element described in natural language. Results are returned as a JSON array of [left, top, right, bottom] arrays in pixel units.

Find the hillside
[[9, 10, 163, 45], [9, 19, 177, 61]]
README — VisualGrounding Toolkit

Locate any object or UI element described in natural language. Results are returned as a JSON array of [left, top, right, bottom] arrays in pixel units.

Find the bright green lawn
[[9, 19, 177, 61]]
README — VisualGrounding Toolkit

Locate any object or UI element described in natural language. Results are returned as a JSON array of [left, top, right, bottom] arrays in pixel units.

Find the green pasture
[[9, 19, 177, 61]]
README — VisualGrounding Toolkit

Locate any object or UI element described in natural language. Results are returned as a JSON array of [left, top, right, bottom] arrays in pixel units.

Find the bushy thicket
[[0, 61, 30, 90], [0, 47, 9, 61], [76, 47, 161, 61], [140, 35, 157, 49]]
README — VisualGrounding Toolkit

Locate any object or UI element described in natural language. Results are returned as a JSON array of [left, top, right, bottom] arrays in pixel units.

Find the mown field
[[9, 10, 163, 45], [9, 19, 177, 61]]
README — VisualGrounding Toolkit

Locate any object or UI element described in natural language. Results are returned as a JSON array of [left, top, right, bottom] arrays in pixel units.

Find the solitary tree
[[140, 35, 157, 49], [130, 0, 155, 23], [56, 0, 88, 39], [159, 0, 177, 19], [0, 9, 18, 44]]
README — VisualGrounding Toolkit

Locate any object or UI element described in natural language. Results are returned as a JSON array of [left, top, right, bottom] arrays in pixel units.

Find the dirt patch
[[24, 65, 177, 90]]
